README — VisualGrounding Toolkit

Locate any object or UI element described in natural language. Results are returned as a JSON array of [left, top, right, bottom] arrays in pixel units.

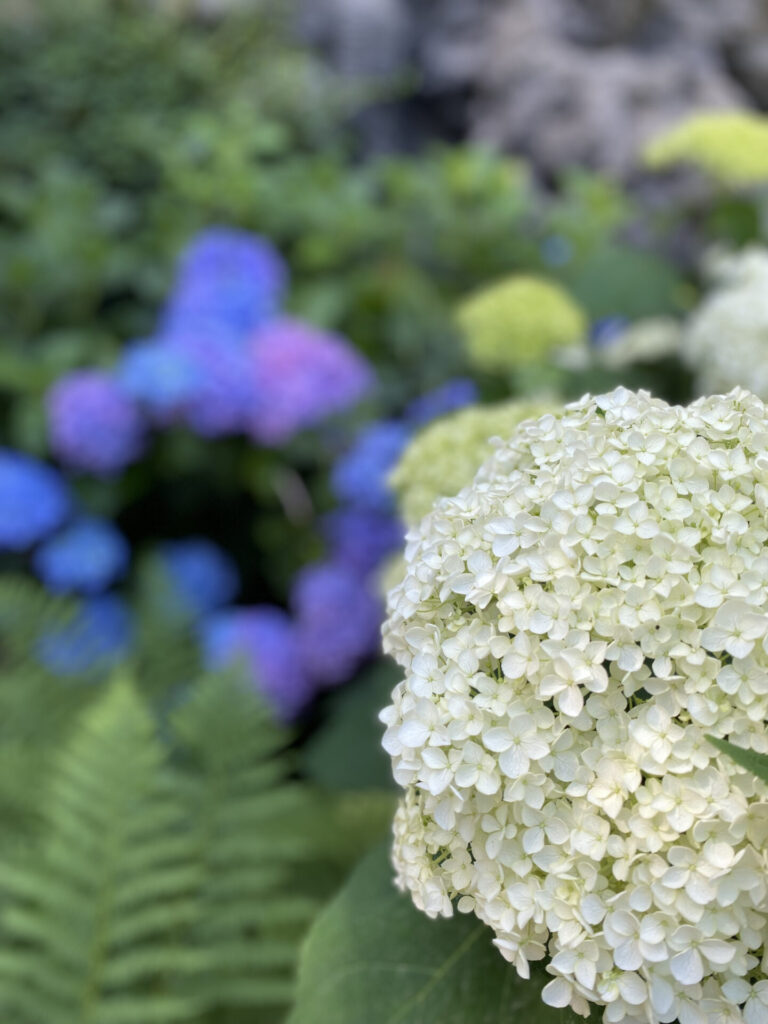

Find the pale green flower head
[[456, 275, 587, 373], [390, 400, 558, 525], [644, 110, 768, 187]]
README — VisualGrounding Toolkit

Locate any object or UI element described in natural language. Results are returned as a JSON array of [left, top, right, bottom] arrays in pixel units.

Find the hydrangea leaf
[[301, 662, 399, 791], [288, 843, 592, 1024], [708, 736, 768, 786]]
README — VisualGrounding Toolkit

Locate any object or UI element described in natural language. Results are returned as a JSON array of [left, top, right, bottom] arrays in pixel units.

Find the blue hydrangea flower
[[292, 560, 382, 689], [116, 339, 200, 422], [590, 316, 629, 348], [33, 518, 129, 594], [246, 318, 374, 445], [331, 421, 410, 513], [157, 538, 239, 620], [38, 595, 134, 677], [164, 326, 257, 437], [202, 606, 313, 720], [162, 228, 288, 336], [47, 370, 145, 475], [403, 378, 479, 427], [0, 449, 71, 551], [323, 507, 404, 576]]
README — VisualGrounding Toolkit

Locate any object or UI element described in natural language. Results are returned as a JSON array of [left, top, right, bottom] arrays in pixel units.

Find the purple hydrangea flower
[[0, 449, 71, 551], [246, 318, 373, 446], [202, 606, 313, 721], [33, 517, 129, 594], [47, 370, 145, 475], [404, 378, 479, 427], [331, 421, 410, 513], [116, 339, 200, 422], [162, 228, 288, 336], [158, 538, 239, 619], [323, 507, 404, 576], [292, 560, 382, 689], [38, 595, 134, 677], [164, 326, 257, 437]]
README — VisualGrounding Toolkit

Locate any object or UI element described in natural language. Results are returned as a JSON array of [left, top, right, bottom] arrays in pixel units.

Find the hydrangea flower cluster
[[381, 387, 768, 1024], [46, 227, 372, 470], [47, 370, 145, 476], [390, 400, 558, 526], [203, 606, 313, 721], [645, 111, 768, 188], [682, 247, 768, 401], [247, 318, 373, 445], [456, 275, 587, 373], [33, 517, 129, 594], [38, 595, 134, 678], [292, 559, 383, 688], [156, 538, 239, 621], [0, 449, 71, 551]]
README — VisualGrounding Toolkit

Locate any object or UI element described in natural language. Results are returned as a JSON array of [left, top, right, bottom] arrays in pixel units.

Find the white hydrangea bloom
[[683, 248, 768, 400], [381, 387, 768, 1024]]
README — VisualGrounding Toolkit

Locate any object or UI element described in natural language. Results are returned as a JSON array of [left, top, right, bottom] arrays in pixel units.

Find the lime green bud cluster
[[644, 111, 768, 188], [390, 400, 558, 525], [456, 276, 586, 373]]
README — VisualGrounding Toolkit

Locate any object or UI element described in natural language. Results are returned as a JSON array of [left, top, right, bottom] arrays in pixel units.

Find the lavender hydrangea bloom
[[331, 421, 410, 513], [162, 228, 288, 336], [158, 538, 239, 619], [247, 319, 373, 445], [33, 518, 129, 594], [203, 607, 313, 721], [116, 339, 200, 422], [164, 326, 257, 437], [0, 450, 71, 551], [38, 595, 134, 677], [47, 370, 145, 475], [323, 507, 404, 576], [403, 378, 479, 427], [292, 560, 382, 689]]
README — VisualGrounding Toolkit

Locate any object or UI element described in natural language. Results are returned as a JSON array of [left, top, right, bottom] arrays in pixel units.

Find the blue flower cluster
[[46, 228, 373, 471], [5, 222, 486, 720]]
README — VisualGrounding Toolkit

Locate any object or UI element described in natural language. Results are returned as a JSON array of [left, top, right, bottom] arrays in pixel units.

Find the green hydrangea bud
[[644, 111, 768, 188], [456, 276, 586, 373], [390, 400, 559, 525]]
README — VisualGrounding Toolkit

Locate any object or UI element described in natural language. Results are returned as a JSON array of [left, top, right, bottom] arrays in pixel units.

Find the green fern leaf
[[0, 678, 201, 1024], [169, 673, 318, 1015]]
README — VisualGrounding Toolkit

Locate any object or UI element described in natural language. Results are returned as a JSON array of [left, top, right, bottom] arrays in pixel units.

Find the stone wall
[[299, 0, 768, 175]]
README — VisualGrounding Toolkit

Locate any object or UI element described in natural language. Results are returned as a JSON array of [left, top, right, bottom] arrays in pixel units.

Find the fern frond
[[170, 673, 318, 1016], [0, 679, 201, 1024]]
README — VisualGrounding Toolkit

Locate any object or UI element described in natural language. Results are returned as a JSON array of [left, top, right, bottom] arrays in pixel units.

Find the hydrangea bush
[[645, 111, 768, 188], [390, 400, 558, 526], [456, 276, 587, 373], [381, 386, 768, 1024], [682, 247, 768, 401]]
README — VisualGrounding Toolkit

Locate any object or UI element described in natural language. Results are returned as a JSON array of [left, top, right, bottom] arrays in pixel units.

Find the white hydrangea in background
[[683, 247, 768, 400], [381, 387, 768, 1024]]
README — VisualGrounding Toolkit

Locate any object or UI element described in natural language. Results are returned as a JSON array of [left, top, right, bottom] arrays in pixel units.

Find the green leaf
[[301, 662, 399, 791], [708, 735, 768, 785], [289, 843, 587, 1024]]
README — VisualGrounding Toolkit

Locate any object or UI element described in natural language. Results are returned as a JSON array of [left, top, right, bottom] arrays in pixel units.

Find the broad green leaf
[[708, 735, 768, 785], [289, 843, 590, 1024], [301, 663, 398, 791]]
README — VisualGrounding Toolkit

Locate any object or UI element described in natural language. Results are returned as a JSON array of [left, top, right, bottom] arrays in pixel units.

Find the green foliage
[[708, 735, 768, 786], [289, 843, 590, 1024], [301, 662, 400, 791], [0, 576, 200, 840], [0, 674, 318, 1023]]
